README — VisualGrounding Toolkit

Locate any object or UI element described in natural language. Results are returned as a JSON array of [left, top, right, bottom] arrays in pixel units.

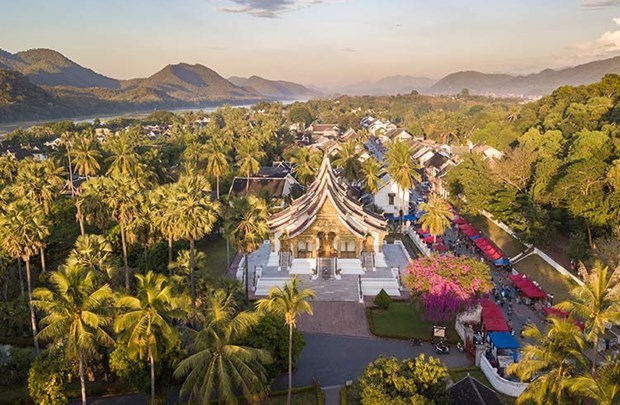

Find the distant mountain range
[[427, 56, 620, 97], [1, 46, 620, 123]]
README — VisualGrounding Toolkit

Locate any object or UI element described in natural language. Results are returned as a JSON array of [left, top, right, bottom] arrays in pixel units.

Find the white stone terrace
[[239, 242, 411, 302]]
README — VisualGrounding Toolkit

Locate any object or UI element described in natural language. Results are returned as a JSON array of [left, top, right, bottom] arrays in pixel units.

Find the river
[[0, 99, 307, 136]]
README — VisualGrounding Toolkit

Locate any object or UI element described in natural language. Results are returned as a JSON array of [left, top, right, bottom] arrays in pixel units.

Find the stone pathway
[[297, 301, 372, 337]]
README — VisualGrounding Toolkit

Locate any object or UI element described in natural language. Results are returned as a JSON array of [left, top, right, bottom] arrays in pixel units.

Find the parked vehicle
[[456, 342, 464, 352], [434, 341, 450, 355], [410, 337, 423, 346]]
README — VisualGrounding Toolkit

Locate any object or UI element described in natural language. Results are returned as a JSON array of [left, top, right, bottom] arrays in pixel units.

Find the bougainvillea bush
[[403, 256, 493, 322]]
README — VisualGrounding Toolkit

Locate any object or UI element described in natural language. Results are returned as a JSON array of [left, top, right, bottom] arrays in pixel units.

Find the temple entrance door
[[318, 232, 336, 257]]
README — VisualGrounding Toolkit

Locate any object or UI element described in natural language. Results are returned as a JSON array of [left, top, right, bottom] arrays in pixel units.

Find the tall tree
[[332, 140, 361, 183], [417, 195, 452, 243], [236, 139, 265, 191], [224, 196, 269, 303], [66, 234, 116, 282], [256, 276, 314, 405], [205, 139, 229, 198], [0, 200, 48, 352], [150, 184, 177, 263], [174, 290, 271, 404], [33, 265, 114, 405], [508, 318, 589, 404], [169, 175, 221, 305], [361, 156, 383, 195], [556, 264, 620, 368], [571, 359, 620, 405], [289, 147, 322, 186], [385, 141, 420, 228], [71, 130, 101, 178], [115, 271, 186, 405], [105, 130, 141, 178]]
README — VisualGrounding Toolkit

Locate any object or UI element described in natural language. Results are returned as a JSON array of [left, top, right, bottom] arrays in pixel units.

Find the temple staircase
[[318, 257, 335, 279]]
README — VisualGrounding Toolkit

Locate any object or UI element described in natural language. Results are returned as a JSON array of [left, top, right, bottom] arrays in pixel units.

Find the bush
[[373, 289, 392, 310], [357, 355, 449, 404], [0, 345, 35, 385], [237, 313, 305, 378], [28, 348, 71, 405]]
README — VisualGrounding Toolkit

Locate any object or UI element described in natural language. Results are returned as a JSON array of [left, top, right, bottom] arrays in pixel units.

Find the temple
[[242, 157, 407, 302]]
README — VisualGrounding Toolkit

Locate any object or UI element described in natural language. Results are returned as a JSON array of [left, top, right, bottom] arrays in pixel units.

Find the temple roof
[[268, 157, 387, 238]]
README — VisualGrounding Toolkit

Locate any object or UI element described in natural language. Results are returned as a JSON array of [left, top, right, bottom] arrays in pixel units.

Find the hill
[[428, 56, 620, 97], [0, 48, 120, 89], [228, 75, 316, 99], [341, 75, 435, 95], [123, 63, 262, 102]]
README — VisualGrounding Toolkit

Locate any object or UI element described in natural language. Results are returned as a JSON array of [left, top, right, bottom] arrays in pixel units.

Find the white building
[[373, 173, 410, 216]]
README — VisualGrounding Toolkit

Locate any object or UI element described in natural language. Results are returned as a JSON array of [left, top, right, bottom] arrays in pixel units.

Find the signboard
[[433, 326, 446, 338], [497, 355, 514, 368]]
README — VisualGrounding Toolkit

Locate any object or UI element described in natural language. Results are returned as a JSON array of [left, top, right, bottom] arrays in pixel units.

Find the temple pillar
[[373, 232, 380, 254]]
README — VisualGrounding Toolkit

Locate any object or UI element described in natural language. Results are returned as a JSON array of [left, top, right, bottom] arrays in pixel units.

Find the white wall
[[480, 356, 528, 397], [374, 180, 409, 215]]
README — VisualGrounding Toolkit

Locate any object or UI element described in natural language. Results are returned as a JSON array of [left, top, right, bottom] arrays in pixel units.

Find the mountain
[[341, 75, 435, 95], [428, 56, 620, 97], [124, 63, 261, 102], [228, 75, 316, 99], [0, 48, 120, 89]]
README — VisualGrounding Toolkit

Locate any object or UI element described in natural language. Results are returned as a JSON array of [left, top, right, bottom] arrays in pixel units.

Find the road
[[272, 333, 472, 390]]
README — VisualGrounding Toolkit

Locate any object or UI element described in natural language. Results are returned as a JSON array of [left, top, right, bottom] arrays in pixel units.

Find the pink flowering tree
[[403, 256, 493, 322]]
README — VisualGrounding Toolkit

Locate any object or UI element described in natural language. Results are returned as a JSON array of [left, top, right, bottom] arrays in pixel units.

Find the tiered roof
[[268, 157, 387, 238]]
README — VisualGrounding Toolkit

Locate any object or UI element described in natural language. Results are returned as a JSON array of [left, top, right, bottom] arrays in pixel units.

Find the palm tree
[[507, 318, 589, 404], [256, 276, 314, 405], [385, 141, 420, 228], [224, 196, 269, 303], [13, 159, 64, 273], [0, 153, 18, 183], [66, 234, 116, 281], [571, 358, 620, 405], [332, 140, 361, 183], [205, 139, 229, 198], [174, 290, 272, 404], [182, 142, 204, 176], [150, 184, 177, 263], [361, 156, 383, 195], [33, 266, 114, 405], [236, 139, 265, 192], [71, 130, 101, 178], [289, 147, 322, 186], [0, 200, 48, 351], [105, 131, 141, 177], [115, 271, 187, 405], [556, 263, 620, 368], [80, 175, 141, 289], [417, 195, 452, 243], [169, 175, 221, 305]]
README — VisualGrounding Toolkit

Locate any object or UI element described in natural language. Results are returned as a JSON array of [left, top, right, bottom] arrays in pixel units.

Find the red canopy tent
[[474, 238, 491, 247], [521, 285, 547, 299], [543, 307, 585, 330], [459, 223, 474, 230], [453, 217, 467, 225], [484, 251, 503, 261], [463, 228, 479, 237], [483, 317, 511, 332], [433, 243, 448, 252], [423, 236, 443, 244], [481, 299, 504, 319]]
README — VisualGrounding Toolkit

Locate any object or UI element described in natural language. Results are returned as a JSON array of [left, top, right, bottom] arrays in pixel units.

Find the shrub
[[373, 289, 392, 309], [237, 313, 305, 378], [0, 345, 35, 385], [357, 355, 449, 404], [28, 348, 71, 405]]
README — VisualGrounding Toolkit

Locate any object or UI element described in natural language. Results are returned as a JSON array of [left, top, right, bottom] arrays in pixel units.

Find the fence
[[480, 356, 528, 397], [405, 228, 431, 257]]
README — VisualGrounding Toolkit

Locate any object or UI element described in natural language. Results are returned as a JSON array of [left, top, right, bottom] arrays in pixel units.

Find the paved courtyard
[[245, 242, 411, 301], [297, 301, 372, 337]]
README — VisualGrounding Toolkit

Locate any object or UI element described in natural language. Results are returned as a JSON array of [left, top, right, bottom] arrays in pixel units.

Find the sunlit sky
[[1, 0, 620, 87]]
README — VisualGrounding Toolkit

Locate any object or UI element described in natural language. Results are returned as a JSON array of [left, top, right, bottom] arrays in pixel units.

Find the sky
[[1, 0, 620, 87]]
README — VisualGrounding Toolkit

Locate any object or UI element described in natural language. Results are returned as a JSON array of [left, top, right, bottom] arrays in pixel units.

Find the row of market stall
[[453, 216, 510, 266]]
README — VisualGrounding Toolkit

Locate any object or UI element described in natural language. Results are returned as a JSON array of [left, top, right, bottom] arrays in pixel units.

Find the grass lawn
[[265, 390, 318, 405], [195, 234, 230, 278], [467, 215, 526, 258], [448, 367, 516, 405], [369, 302, 458, 343], [513, 254, 576, 303], [0, 384, 28, 404]]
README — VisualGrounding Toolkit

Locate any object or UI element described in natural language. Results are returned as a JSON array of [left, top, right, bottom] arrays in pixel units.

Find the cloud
[[568, 17, 620, 60], [582, 0, 620, 8], [219, 0, 337, 18]]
